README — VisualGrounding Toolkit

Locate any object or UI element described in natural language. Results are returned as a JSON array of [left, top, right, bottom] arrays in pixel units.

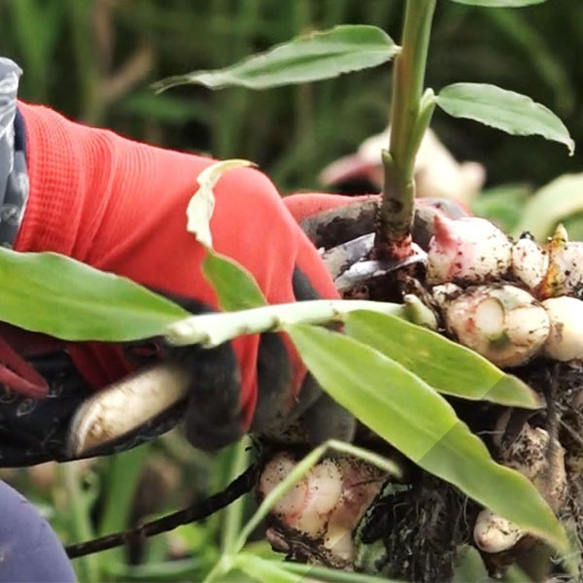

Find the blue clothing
[[0, 480, 76, 582]]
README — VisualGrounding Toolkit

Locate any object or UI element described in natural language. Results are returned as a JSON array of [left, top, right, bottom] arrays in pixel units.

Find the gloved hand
[[176, 189, 466, 450], [8, 102, 356, 458], [1, 58, 468, 463]]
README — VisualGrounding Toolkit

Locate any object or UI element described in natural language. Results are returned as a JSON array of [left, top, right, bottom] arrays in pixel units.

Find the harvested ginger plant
[[260, 210, 583, 582]]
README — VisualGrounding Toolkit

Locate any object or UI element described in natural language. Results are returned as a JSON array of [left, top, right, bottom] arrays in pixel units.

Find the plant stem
[[165, 299, 404, 347], [375, 0, 437, 259], [219, 438, 251, 554]]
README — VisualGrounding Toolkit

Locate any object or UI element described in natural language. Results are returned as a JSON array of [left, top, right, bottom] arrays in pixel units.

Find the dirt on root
[[357, 473, 478, 582], [267, 206, 583, 580]]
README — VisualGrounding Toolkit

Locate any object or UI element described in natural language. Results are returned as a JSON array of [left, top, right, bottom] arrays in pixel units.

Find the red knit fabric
[[15, 102, 340, 430]]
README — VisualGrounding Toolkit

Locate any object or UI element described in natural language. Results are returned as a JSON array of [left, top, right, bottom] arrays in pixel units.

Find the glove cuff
[[284, 193, 379, 224]]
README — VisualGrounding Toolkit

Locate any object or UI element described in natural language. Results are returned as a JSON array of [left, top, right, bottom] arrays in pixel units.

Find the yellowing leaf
[[186, 159, 255, 248]]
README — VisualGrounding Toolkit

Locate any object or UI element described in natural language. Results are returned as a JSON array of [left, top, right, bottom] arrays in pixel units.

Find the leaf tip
[[150, 77, 176, 95]]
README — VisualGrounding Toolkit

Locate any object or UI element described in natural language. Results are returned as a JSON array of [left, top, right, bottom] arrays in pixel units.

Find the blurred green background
[[1, 0, 581, 193], [1, 1, 582, 581]]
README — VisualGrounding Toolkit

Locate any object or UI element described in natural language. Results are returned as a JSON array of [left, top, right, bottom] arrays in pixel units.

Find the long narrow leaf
[[344, 310, 541, 409], [436, 83, 574, 154], [236, 554, 302, 583], [154, 25, 399, 92], [281, 561, 404, 583], [287, 324, 567, 551], [202, 252, 267, 311], [0, 248, 189, 341]]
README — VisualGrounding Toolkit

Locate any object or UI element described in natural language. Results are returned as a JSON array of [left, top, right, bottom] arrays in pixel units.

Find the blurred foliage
[[0, 433, 264, 582], [1, 1, 582, 580], [1, 0, 581, 193]]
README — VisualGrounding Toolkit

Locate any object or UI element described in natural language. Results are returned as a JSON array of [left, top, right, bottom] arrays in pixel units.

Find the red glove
[[13, 102, 358, 452]]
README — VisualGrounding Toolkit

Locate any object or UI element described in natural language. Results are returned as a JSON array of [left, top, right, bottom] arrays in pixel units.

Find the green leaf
[[449, 0, 546, 6], [344, 310, 541, 409], [202, 252, 268, 311], [154, 25, 399, 92], [282, 560, 402, 582], [452, 546, 491, 583], [513, 174, 583, 240], [0, 248, 189, 341], [481, 5, 575, 114], [184, 158, 267, 311], [287, 324, 568, 551], [236, 554, 302, 583], [436, 83, 574, 154]]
